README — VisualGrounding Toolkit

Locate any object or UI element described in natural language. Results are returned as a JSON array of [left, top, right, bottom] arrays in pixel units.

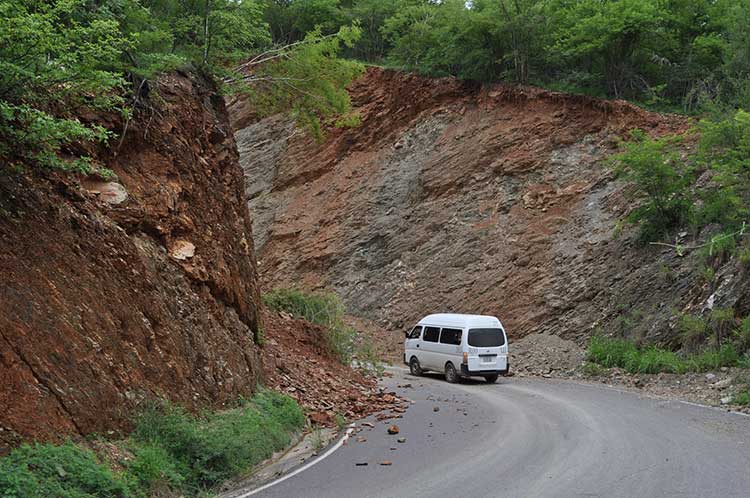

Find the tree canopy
[[0, 0, 362, 173]]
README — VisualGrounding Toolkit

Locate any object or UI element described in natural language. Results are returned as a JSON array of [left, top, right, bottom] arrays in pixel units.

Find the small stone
[[705, 373, 717, 381], [433, 406, 440, 412], [713, 378, 732, 390], [387, 425, 400, 435], [720, 396, 732, 405], [721, 367, 729, 372], [397, 437, 406, 443], [170, 240, 196, 260]]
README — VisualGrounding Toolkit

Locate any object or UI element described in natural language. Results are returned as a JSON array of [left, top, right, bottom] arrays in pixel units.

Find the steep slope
[[232, 68, 728, 346], [0, 73, 262, 452]]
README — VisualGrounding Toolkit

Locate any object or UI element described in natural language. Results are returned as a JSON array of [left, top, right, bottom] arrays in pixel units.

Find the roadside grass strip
[[0, 390, 305, 498]]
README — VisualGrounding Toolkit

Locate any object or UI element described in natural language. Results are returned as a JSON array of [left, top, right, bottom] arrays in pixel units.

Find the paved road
[[255, 370, 750, 498]]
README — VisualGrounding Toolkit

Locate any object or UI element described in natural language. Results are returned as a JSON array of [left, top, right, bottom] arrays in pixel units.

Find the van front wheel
[[445, 363, 459, 384], [484, 373, 499, 384], [409, 357, 423, 376]]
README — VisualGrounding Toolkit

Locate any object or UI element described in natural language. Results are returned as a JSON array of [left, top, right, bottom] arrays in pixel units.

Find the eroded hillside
[[0, 73, 263, 452], [233, 68, 750, 345]]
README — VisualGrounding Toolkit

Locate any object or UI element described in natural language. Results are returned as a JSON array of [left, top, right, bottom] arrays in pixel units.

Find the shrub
[[699, 232, 737, 265], [709, 307, 736, 348], [587, 336, 638, 368], [699, 265, 716, 284], [262, 288, 343, 329], [0, 442, 130, 498], [738, 248, 750, 268], [130, 391, 304, 492], [629, 347, 684, 374], [125, 444, 184, 496], [0, 392, 305, 498], [613, 130, 694, 243], [734, 391, 750, 405], [735, 317, 750, 353], [263, 288, 356, 363], [686, 344, 741, 372], [678, 314, 710, 352]]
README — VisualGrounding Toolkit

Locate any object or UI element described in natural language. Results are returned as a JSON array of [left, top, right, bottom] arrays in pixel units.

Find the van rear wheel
[[484, 373, 499, 384], [409, 357, 422, 376], [445, 363, 459, 384]]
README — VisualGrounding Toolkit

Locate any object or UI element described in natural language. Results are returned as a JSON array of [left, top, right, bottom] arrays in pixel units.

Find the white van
[[403, 314, 509, 383]]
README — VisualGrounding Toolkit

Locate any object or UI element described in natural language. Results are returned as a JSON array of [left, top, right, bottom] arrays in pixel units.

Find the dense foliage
[[261, 0, 749, 108], [613, 109, 750, 243], [0, 0, 363, 173], [0, 391, 304, 498]]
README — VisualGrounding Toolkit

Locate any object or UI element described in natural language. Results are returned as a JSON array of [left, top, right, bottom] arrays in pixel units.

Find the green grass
[[735, 391, 750, 406], [262, 288, 356, 363], [131, 390, 304, 493], [0, 442, 130, 498], [587, 336, 748, 375], [0, 391, 305, 498]]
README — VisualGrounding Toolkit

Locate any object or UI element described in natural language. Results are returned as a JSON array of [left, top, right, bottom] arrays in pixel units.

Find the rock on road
[[254, 370, 750, 498]]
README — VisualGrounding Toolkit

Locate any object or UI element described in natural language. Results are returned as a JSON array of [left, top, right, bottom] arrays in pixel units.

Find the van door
[[436, 327, 463, 370], [466, 328, 506, 372], [420, 326, 441, 370], [404, 325, 422, 364]]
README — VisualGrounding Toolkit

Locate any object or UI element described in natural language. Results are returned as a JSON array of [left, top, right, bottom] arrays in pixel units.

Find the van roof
[[417, 313, 504, 330]]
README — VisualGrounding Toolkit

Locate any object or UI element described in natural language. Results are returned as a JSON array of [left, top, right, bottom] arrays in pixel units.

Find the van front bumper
[[460, 361, 510, 376]]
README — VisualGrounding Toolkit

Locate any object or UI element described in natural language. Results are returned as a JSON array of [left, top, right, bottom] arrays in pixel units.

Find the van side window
[[408, 326, 422, 339], [439, 328, 462, 345], [423, 326, 440, 342]]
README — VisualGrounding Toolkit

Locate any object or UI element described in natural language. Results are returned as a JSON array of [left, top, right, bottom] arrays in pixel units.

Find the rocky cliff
[[233, 68, 750, 346], [0, 72, 262, 452]]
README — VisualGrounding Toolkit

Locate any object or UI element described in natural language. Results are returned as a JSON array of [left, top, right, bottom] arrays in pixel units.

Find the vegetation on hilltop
[[0, 0, 363, 174]]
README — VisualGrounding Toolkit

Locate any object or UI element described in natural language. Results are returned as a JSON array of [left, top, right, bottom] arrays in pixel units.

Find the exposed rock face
[[0, 72, 262, 453], [234, 67, 739, 344]]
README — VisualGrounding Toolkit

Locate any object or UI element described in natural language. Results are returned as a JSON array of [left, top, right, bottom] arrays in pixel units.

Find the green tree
[[545, 0, 669, 99], [0, 0, 126, 173], [229, 25, 364, 138], [263, 0, 345, 44]]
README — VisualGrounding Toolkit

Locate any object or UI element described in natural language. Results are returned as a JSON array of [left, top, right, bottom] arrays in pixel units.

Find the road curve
[[254, 370, 750, 498]]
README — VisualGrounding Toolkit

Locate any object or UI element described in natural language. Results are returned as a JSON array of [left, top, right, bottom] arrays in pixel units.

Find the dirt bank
[[232, 67, 719, 347], [0, 72, 262, 452]]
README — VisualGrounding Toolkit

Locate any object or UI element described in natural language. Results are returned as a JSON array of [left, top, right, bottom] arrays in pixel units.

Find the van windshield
[[468, 328, 505, 347]]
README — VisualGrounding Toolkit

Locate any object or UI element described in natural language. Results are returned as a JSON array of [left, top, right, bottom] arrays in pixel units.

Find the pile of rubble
[[260, 308, 406, 425], [511, 333, 586, 377]]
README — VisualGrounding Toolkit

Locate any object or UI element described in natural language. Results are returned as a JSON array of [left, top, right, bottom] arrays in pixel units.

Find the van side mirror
[[404, 330, 410, 338]]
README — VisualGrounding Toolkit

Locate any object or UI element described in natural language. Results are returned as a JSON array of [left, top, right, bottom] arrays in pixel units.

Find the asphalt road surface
[[255, 370, 750, 498]]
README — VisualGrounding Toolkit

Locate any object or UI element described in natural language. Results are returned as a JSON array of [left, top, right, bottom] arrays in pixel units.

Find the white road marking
[[235, 424, 356, 497]]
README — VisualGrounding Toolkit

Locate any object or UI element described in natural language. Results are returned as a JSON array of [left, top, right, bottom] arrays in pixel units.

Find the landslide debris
[[260, 308, 406, 425]]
